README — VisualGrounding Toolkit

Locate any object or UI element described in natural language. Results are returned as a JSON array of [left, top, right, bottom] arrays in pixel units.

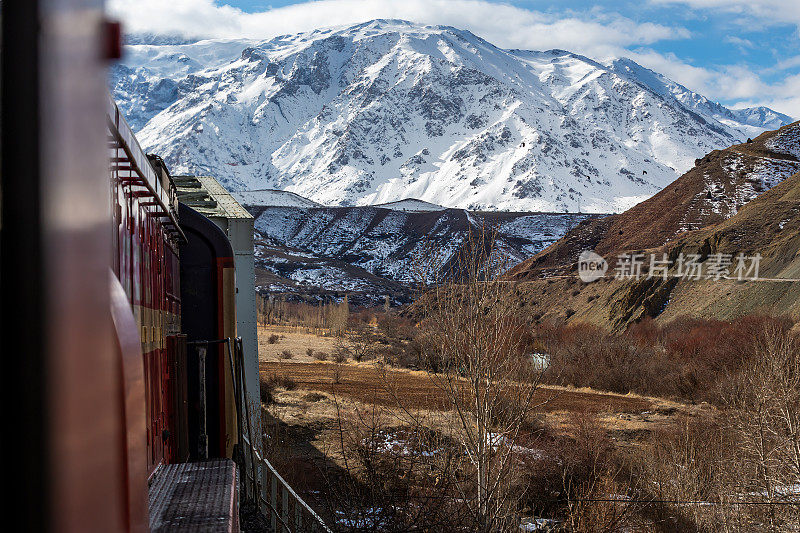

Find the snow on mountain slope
[[233, 189, 322, 207], [509, 120, 800, 281], [373, 199, 445, 212], [112, 37, 259, 131], [766, 122, 800, 159], [111, 20, 793, 212], [605, 58, 794, 137], [249, 204, 589, 287]]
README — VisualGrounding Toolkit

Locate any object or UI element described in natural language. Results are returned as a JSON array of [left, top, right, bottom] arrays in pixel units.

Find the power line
[[556, 498, 800, 506]]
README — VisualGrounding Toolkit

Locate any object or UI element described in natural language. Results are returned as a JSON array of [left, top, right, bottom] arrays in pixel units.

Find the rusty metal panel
[[170, 334, 191, 463]]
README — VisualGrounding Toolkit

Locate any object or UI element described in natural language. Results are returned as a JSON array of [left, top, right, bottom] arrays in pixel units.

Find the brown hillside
[[509, 121, 800, 280], [511, 167, 800, 331]]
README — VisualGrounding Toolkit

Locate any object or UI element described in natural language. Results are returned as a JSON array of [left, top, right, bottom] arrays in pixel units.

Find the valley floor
[[260, 360, 701, 439], [256, 326, 710, 491]]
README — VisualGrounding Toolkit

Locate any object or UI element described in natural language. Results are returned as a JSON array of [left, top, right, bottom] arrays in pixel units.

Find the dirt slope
[[509, 121, 800, 279], [506, 122, 800, 330]]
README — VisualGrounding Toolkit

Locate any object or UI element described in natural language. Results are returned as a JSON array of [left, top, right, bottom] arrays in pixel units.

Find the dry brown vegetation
[[624, 327, 800, 532], [256, 225, 799, 531], [258, 294, 350, 335], [538, 315, 793, 403], [261, 311, 800, 531], [264, 326, 800, 529]]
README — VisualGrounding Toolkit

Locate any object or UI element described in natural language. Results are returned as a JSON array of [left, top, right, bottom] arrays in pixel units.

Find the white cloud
[[651, 0, 800, 33], [107, 0, 688, 58], [724, 35, 754, 53], [627, 48, 799, 118], [726, 73, 800, 119], [775, 55, 800, 72]]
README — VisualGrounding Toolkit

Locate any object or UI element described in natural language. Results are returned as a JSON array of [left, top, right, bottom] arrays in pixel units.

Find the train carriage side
[[109, 99, 184, 476], [2, 4, 250, 530]]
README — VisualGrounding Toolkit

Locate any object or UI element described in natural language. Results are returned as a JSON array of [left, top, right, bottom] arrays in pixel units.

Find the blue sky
[[109, 0, 800, 118]]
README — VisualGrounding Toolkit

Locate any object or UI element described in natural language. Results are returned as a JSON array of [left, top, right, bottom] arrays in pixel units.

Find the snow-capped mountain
[[111, 19, 793, 213], [232, 189, 322, 208]]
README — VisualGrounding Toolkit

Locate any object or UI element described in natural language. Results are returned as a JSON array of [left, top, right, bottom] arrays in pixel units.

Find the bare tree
[[318, 228, 547, 531], [413, 227, 545, 531], [348, 322, 378, 362], [319, 397, 474, 532], [723, 327, 800, 530], [632, 326, 800, 532], [329, 295, 350, 337]]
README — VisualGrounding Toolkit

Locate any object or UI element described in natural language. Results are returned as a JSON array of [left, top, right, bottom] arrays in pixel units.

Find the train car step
[[149, 459, 239, 532]]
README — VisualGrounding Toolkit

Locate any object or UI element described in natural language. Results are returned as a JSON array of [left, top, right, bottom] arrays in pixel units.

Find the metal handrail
[[106, 94, 186, 242], [253, 448, 333, 533], [228, 337, 332, 532]]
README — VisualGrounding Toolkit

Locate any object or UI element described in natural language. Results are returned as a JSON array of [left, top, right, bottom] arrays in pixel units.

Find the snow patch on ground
[[766, 123, 800, 159], [233, 189, 321, 208]]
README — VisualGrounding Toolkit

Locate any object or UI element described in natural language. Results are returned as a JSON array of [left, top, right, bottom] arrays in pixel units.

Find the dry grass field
[[257, 327, 708, 445], [258, 325, 345, 362], [260, 360, 703, 434], [255, 327, 787, 532]]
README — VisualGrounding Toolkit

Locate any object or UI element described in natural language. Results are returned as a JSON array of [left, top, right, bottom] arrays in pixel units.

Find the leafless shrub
[[314, 350, 328, 361], [558, 414, 633, 532], [539, 315, 792, 403], [348, 322, 378, 362], [625, 325, 800, 532], [378, 314, 414, 341], [260, 381, 274, 406], [412, 227, 546, 531], [319, 400, 476, 532], [330, 364, 342, 384], [267, 333, 280, 344], [302, 392, 327, 403], [721, 327, 800, 530], [279, 349, 293, 360], [332, 341, 349, 363], [265, 373, 296, 391]]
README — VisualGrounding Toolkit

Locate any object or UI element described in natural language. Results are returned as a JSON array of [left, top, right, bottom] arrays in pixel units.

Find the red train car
[[109, 95, 243, 523], [2, 3, 329, 532], [109, 104, 185, 474], [1, 3, 241, 531]]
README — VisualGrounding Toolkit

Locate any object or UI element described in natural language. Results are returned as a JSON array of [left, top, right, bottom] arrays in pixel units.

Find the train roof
[[173, 175, 253, 221]]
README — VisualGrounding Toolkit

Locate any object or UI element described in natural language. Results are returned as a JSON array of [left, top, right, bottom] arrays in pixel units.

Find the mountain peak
[[113, 22, 793, 212]]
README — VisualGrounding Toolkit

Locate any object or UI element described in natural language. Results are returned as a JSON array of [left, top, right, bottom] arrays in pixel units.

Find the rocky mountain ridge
[[112, 19, 793, 213], [245, 198, 590, 304]]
